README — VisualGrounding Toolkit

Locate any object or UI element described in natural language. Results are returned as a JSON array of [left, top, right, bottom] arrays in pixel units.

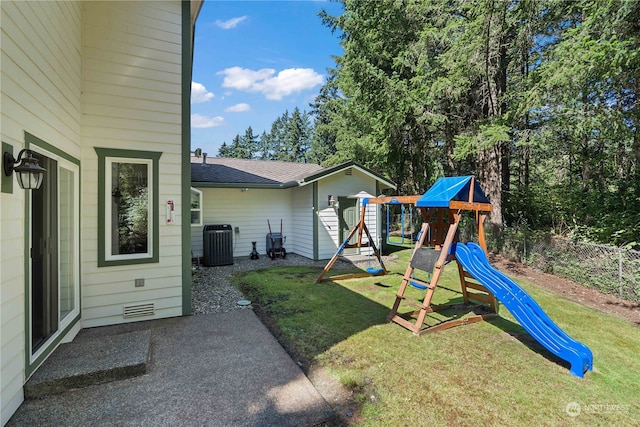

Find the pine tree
[[217, 142, 231, 158], [257, 131, 272, 160], [241, 126, 258, 159]]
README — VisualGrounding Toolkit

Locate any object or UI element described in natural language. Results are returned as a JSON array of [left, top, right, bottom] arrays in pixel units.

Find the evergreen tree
[[257, 131, 272, 160], [228, 134, 242, 158], [241, 126, 258, 159], [315, 0, 639, 243], [270, 111, 288, 160], [308, 73, 341, 164], [217, 142, 231, 158], [282, 107, 311, 162]]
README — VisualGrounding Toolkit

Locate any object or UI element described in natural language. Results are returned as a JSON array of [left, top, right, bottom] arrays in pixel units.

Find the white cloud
[[191, 113, 224, 128], [219, 67, 275, 91], [225, 103, 251, 113], [215, 16, 247, 29], [217, 67, 324, 101], [191, 82, 214, 103]]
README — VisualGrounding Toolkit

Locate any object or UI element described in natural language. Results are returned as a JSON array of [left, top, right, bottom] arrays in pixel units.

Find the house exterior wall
[[192, 188, 294, 260], [316, 170, 380, 260], [1, 1, 189, 423], [191, 167, 385, 263], [80, 1, 185, 328], [291, 185, 314, 259], [1, 1, 83, 423]]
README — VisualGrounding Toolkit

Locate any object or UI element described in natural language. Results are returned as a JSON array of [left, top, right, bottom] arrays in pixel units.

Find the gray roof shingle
[[190, 157, 397, 190], [191, 157, 325, 186]]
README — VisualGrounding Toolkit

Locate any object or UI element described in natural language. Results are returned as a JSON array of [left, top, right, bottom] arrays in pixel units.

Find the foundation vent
[[123, 303, 155, 319]]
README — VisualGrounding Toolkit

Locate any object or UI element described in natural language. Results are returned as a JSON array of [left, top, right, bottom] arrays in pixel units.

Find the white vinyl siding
[[291, 185, 314, 259], [81, 1, 183, 327], [192, 188, 294, 260], [1, 1, 83, 424]]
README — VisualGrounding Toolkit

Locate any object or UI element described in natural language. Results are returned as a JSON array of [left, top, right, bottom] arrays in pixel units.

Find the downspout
[[313, 182, 318, 260]]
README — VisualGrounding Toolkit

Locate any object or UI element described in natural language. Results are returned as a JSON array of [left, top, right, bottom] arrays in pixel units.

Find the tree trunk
[[478, 144, 503, 226], [444, 103, 456, 176], [478, 0, 507, 227]]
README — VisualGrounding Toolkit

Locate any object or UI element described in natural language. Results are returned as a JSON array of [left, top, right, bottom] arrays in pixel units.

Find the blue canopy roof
[[416, 176, 490, 208]]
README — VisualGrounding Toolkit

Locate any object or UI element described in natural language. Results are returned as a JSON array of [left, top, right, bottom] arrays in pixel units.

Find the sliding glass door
[[30, 151, 79, 355]]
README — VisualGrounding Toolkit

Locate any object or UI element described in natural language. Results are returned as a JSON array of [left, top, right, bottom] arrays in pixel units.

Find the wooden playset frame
[[315, 177, 593, 376], [315, 196, 421, 283], [389, 205, 498, 335], [316, 177, 500, 335]]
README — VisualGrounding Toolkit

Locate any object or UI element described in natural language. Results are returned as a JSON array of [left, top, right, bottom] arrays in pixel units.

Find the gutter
[[192, 181, 300, 189]]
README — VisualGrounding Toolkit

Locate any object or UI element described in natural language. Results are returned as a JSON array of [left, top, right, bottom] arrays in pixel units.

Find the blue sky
[[191, 1, 344, 156]]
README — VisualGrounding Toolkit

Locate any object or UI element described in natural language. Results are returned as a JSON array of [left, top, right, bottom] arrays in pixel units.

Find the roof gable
[[416, 176, 490, 207], [295, 161, 396, 190]]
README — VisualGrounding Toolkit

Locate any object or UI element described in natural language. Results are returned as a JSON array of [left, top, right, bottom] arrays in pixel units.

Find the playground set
[[316, 176, 593, 377]]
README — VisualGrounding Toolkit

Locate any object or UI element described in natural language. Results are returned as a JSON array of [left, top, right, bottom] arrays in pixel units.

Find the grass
[[235, 249, 640, 426]]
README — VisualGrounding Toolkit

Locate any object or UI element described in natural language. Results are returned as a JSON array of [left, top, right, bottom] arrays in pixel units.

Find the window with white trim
[[95, 148, 161, 266], [107, 159, 151, 258], [191, 187, 202, 226]]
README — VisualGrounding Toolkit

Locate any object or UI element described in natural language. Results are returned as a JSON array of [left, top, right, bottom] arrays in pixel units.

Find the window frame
[[95, 148, 161, 267], [190, 187, 203, 227], [24, 132, 82, 373]]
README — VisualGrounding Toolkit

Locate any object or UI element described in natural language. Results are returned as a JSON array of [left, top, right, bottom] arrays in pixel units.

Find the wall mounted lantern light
[[3, 149, 46, 190], [328, 195, 337, 207]]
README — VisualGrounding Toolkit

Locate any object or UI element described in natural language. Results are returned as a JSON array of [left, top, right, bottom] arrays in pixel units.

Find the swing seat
[[366, 267, 385, 275], [409, 280, 428, 290]]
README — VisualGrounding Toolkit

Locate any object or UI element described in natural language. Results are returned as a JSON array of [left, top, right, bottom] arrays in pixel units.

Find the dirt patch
[[307, 366, 361, 426], [489, 253, 640, 327]]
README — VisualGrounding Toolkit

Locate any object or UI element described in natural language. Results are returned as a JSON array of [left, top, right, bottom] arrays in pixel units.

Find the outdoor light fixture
[[3, 149, 46, 190], [328, 195, 336, 207]]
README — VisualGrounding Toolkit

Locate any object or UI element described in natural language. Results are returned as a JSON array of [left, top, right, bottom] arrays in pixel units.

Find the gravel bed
[[191, 253, 358, 315]]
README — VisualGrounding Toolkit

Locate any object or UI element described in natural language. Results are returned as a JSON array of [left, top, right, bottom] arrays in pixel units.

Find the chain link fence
[[483, 227, 640, 303]]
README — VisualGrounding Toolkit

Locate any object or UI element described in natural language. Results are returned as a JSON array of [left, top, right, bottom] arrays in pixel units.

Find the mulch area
[[489, 253, 640, 327]]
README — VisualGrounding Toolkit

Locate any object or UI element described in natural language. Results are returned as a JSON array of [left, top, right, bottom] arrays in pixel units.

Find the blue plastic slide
[[454, 242, 593, 378]]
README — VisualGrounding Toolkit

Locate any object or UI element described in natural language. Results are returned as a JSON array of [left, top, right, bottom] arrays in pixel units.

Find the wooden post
[[356, 200, 367, 248], [315, 221, 363, 283], [477, 212, 487, 252], [316, 205, 387, 283]]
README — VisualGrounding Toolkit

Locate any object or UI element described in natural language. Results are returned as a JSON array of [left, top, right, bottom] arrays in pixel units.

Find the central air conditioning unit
[[202, 224, 233, 266]]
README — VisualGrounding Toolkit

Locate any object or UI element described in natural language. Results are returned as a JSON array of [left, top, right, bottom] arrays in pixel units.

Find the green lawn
[[236, 249, 640, 426]]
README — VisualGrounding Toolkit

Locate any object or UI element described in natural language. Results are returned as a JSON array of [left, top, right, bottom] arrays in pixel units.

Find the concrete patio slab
[[8, 310, 336, 426]]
